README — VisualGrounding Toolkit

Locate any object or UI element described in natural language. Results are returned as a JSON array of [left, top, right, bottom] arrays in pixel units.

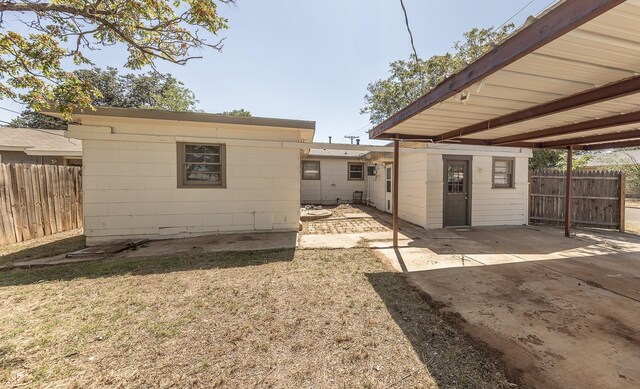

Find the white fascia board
[[24, 149, 83, 157], [67, 130, 311, 150], [0, 145, 28, 152], [425, 143, 533, 157]]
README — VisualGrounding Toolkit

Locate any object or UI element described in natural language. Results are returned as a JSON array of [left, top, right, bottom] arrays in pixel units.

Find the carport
[[370, 0, 640, 244]]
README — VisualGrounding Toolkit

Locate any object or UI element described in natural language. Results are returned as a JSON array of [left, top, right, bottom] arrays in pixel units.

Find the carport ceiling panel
[[374, 0, 640, 142], [460, 92, 640, 140], [527, 124, 640, 143]]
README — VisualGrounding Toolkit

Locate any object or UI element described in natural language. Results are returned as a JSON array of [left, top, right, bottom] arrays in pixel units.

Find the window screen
[[177, 143, 225, 188], [302, 160, 320, 180], [493, 158, 514, 188], [348, 162, 364, 180]]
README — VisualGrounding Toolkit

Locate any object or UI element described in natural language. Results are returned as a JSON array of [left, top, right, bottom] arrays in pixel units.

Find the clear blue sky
[[0, 0, 554, 144]]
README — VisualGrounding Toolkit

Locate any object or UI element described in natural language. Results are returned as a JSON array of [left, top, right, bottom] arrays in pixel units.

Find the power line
[[496, 0, 537, 31], [399, 0, 420, 67], [0, 106, 22, 115], [347, 123, 371, 136], [0, 106, 69, 136]]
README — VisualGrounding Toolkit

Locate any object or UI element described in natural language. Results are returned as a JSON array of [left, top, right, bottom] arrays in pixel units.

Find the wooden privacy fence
[[529, 169, 625, 231], [0, 163, 82, 245]]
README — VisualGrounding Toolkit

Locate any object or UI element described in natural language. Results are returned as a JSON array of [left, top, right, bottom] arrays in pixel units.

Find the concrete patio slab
[[9, 232, 298, 268], [300, 206, 640, 388], [121, 231, 298, 258]]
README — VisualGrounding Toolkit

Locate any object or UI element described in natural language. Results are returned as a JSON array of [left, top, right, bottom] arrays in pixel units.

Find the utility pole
[[344, 135, 360, 144]]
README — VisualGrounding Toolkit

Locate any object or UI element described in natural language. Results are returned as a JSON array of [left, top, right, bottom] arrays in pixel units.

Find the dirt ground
[[0, 246, 512, 388]]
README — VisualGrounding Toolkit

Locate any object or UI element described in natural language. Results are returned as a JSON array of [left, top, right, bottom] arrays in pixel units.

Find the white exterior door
[[385, 165, 393, 213]]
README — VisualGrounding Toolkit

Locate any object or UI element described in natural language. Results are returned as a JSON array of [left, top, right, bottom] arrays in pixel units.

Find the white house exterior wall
[[425, 145, 531, 229], [74, 117, 304, 245], [365, 145, 531, 230], [300, 158, 367, 205], [397, 150, 428, 227], [367, 162, 387, 212]]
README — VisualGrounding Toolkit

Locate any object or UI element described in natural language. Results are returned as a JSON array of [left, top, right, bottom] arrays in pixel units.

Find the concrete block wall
[[82, 137, 301, 245]]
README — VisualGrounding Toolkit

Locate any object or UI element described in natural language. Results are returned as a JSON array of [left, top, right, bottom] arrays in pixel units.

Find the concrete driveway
[[627, 205, 640, 233], [402, 227, 640, 389], [300, 207, 640, 388]]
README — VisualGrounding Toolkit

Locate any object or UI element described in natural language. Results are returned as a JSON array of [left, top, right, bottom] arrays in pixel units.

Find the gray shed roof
[[0, 127, 82, 156]]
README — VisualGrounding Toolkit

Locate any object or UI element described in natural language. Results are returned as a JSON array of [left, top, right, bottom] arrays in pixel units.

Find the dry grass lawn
[[0, 229, 85, 267], [0, 248, 511, 388]]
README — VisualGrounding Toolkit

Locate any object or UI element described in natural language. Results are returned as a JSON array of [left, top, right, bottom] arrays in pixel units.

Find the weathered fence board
[[0, 163, 83, 245], [529, 169, 624, 231]]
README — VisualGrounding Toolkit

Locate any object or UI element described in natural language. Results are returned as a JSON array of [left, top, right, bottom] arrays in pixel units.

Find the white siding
[[300, 158, 366, 205], [425, 147, 530, 228], [78, 118, 303, 245], [367, 162, 387, 212], [470, 155, 529, 226], [426, 154, 445, 229], [398, 151, 427, 227]]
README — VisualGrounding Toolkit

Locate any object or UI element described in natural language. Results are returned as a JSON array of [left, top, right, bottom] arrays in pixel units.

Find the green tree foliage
[[529, 149, 564, 170], [10, 67, 198, 129], [221, 109, 251, 117], [529, 149, 593, 170], [361, 25, 514, 125], [0, 1, 232, 118]]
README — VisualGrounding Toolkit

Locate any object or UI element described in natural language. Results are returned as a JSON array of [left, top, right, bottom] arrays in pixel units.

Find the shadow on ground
[[379, 252, 640, 388], [0, 248, 295, 287], [0, 235, 86, 267], [365, 271, 514, 388]]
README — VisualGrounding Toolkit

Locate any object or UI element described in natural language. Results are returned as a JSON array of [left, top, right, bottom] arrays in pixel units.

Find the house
[[47, 107, 315, 245], [369, 143, 531, 228], [0, 127, 82, 166], [302, 143, 531, 228], [300, 148, 378, 205]]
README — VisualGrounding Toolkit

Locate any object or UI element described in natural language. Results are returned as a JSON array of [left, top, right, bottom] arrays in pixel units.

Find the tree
[[0, 1, 233, 118], [9, 67, 198, 129], [361, 25, 514, 125], [529, 149, 563, 170], [221, 109, 251, 117]]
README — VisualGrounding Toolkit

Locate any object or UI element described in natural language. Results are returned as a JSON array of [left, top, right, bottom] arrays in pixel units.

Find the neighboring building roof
[[0, 127, 82, 157], [307, 149, 371, 158], [586, 149, 640, 167]]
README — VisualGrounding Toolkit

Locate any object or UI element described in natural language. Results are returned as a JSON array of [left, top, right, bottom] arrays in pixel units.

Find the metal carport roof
[[369, 0, 640, 245], [369, 0, 640, 151]]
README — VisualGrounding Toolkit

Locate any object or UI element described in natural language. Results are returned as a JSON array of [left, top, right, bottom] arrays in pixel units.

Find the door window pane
[[447, 164, 465, 194]]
